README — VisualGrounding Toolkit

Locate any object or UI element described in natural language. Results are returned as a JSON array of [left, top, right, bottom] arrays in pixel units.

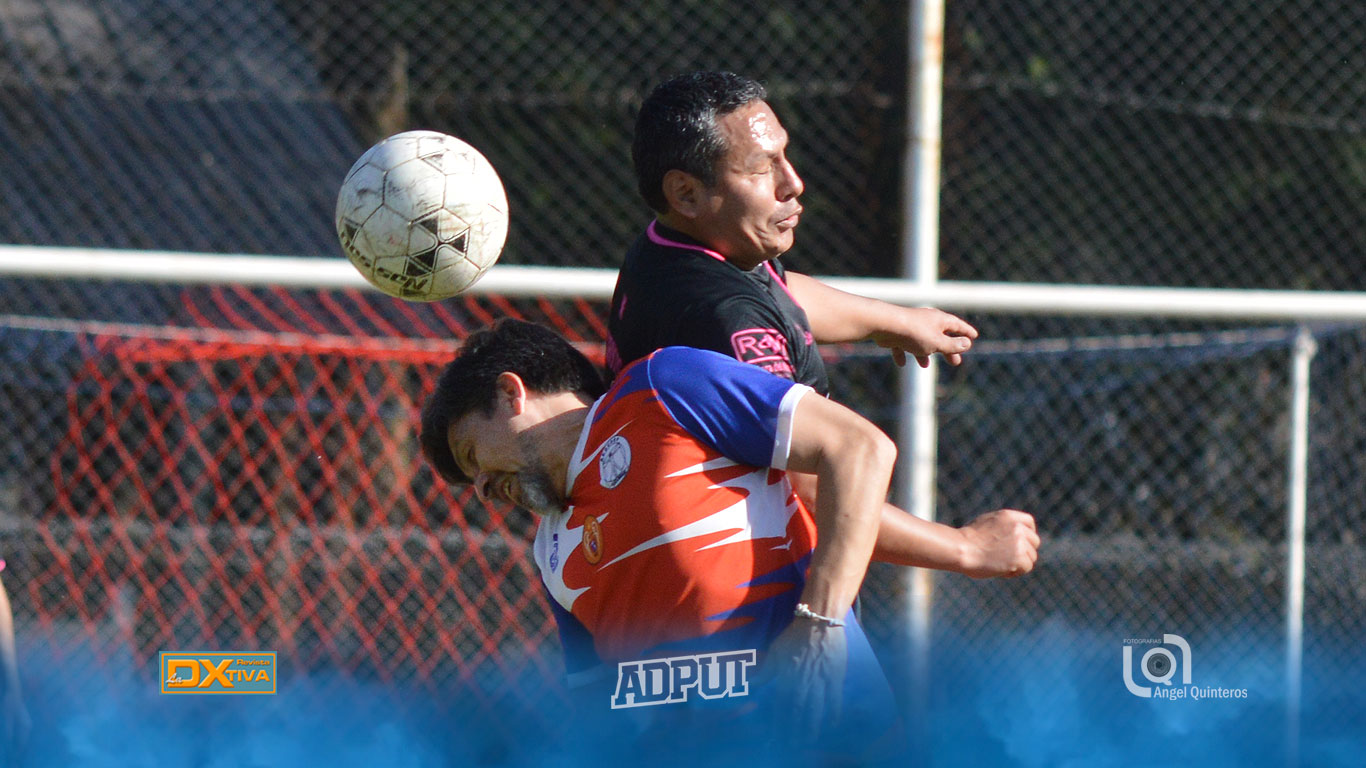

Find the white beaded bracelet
[[793, 603, 845, 627]]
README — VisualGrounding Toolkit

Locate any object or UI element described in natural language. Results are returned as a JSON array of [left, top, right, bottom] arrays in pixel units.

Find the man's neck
[[653, 215, 767, 271], [653, 214, 710, 247]]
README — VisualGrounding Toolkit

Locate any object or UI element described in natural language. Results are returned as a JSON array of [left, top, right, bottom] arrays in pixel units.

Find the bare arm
[[787, 471, 1039, 577], [873, 502, 1040, 577], [783, 393, 895, 617], [785, 271, 978, 367], [761, 392, 893, 734], [783, 271, 1036, 574]]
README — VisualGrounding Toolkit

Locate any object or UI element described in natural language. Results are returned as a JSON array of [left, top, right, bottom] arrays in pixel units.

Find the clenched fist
[[957, 508, 1040, 578]]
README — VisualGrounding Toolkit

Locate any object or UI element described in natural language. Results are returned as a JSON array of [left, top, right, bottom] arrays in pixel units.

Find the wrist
[[793, 603, 845, 628], [955, 527, 982, 575]]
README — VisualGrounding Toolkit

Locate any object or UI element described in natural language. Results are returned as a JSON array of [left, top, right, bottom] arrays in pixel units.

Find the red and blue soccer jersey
[[535, 345, 815, 681], [532, 348, 890, 696], [533, 347, 901, 754]]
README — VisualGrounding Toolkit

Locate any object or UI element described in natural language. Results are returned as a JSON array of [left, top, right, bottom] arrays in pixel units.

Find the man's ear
[[493, 372, 528, 416], [662, 169, 707, 219]]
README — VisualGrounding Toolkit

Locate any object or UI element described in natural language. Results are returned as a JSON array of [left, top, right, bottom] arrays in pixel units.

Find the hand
[[869, 307, 978, 368], [957, 508, 1040, 578], [760, 617, 847, 739]]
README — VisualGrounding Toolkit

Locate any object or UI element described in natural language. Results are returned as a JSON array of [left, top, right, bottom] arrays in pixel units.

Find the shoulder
[[611, 346, 739, 392], [643, 345, 739, 375], [642, 346, 800, 406], [637, 347, 811, 469]]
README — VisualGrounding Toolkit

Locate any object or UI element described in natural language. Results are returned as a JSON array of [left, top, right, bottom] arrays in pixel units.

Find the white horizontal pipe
[[821, 277, 1366, 321], [3, 246, 1366, 320], [0, 245, 611, 298]]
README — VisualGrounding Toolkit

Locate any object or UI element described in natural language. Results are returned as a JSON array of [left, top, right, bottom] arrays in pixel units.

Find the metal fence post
[[901, 0, 945, 754], [1285, 325, 1316, 767]]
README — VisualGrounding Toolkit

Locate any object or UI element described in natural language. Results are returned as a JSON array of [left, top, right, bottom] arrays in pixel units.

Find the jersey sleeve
[[644, 347, 812, 470], [675, 294, 801, 381]]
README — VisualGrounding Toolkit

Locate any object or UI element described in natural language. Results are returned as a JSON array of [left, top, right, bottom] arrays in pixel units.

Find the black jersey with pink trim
[[606, 221, 830, 395]]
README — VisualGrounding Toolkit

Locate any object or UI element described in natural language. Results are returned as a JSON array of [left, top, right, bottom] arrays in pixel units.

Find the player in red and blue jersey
[[421, 319, 901, 757]]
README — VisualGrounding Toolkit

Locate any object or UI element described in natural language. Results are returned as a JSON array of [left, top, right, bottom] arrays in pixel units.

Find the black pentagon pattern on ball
[[448, 230, 468, 254], [405, 246, 437, 277], [414, 212, 471, 255], [339, 220, 361, 252], [337, 219, 374, 270]]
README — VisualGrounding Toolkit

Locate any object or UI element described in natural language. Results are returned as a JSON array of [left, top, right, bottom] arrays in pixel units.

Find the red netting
[[29, 287, 610, 729]]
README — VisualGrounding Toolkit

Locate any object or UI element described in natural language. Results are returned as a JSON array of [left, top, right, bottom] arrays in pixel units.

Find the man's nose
[[778, 158, 803, 200]]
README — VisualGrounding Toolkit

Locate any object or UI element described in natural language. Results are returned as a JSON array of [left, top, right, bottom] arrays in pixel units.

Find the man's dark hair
[[632, 71, 768, 214], [420, 319, 606, 485]]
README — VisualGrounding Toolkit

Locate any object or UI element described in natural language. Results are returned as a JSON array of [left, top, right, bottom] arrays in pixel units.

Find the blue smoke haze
[[10, 622, 1363, 768], [921, 620, 1364, 768]]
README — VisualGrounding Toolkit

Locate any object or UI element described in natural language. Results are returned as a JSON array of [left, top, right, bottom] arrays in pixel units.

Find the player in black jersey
[[609, 71, 1040, 579], [607, 219, 829, 393]]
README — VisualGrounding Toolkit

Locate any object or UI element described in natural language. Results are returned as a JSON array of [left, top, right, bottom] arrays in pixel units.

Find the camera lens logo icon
[[1123, 634, 1190, 697], [1142, 647, 1176, 685]]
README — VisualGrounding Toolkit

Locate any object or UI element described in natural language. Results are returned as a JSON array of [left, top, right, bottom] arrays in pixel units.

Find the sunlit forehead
[[746, 109, 786, 155], [719, 103, 788, 171]]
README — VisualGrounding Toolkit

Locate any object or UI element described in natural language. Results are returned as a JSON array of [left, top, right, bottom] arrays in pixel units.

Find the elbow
[[869, 427, 897, 481], [844, 421, 896, 484]]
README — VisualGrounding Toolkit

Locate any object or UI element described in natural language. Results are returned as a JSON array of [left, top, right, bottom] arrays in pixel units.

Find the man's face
[[693, 100, 804, 268], [446, 407, 565, 516]]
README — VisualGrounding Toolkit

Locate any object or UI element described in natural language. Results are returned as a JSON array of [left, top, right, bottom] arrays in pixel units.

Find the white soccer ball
[[335, 130, 508, 301]]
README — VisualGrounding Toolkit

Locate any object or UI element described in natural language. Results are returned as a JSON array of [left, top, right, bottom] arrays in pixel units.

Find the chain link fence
[[941, 0, 1366, 290], [0, 0, 904, 274], [1, 2, 1362, 282], [840, 321, 1364, 765], [0, 290, 611, 763], [0, 0, 1364, 765]]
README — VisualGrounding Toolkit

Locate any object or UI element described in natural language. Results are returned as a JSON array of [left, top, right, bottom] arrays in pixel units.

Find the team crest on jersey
[[581, 515, 604, 564], [730, 328, 795, 377], [598, 435, 632, 489], [729, 328, 790, 365]]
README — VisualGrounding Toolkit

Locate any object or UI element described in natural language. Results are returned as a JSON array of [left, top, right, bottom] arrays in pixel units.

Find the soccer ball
[[335, 130, 508, 301]]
